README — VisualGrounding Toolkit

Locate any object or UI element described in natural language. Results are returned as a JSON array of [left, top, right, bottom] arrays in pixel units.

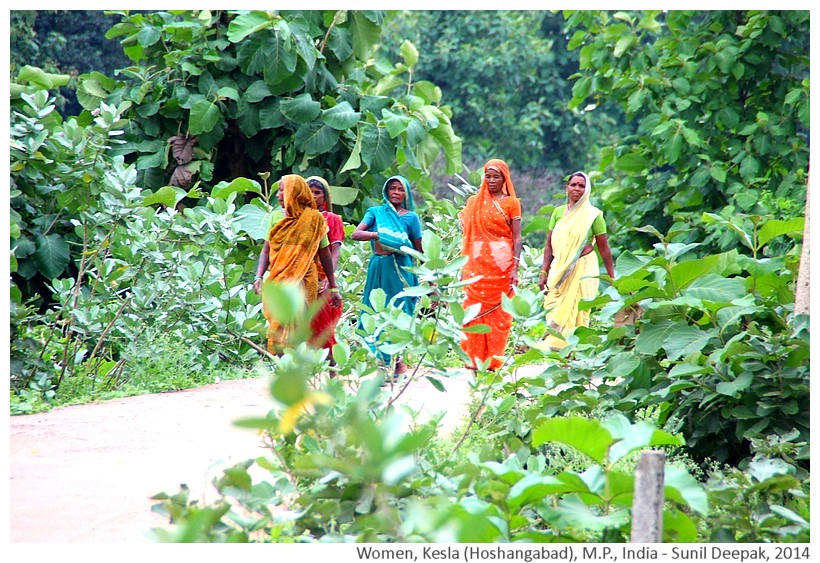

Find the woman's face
[[566, 175, 586, 204], [276, 182, 285, 208], [310, 185, 326, 210], [386, 180, 406, 207], [485, 168, 505, 195]]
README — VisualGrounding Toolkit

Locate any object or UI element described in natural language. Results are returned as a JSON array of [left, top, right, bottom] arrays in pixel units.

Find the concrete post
[[630, 450, 666, 543]]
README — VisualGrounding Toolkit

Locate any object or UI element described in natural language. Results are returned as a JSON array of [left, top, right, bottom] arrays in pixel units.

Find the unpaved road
[[9, 370, 477, 543]]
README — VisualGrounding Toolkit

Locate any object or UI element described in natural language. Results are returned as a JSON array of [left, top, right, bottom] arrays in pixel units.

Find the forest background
[[8, 9, 811, 543]]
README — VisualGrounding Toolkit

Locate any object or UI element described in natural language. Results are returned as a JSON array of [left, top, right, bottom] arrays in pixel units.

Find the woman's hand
[[538, 271, 549, 291], [510, 270, 519, 290], [253, 278, 263, 294], [329, 289, 343, 308]]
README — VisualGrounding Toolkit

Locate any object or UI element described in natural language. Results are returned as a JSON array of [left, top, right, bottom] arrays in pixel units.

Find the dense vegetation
[[9, 9, 809, 544]]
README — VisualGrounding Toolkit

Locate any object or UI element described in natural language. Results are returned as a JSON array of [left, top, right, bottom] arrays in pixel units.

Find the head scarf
[[371, 175, 415, 253], [306, 175, 332, 211]]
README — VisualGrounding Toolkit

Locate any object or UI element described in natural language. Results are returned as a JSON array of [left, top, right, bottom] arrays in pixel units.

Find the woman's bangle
[[513, 257, 520, 262], [254, 275, 263, 280], [540, 269, 548, 274], [330, 287, 340, 294]]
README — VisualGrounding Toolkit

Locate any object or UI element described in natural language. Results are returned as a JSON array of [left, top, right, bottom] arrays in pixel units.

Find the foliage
[[149, 272, 707, 543], [383, 11, 614, 172], [563, 10, 809, 254], [9, 10, 132, 116], [75, 9, 461, 223], [503, 222, 808, 470], [706, 435, 810, 542]]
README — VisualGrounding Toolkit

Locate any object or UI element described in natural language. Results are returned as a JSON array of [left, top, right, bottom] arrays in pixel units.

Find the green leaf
[[664, 466, 708, 515], [211, 177, 262, 200], [614, 152, 649, 172], [349, 11, 381, 60], [262, 281, 305, 326], [532, 417, 613, 465], [382, 109, 411, 138], [400, 40, 419, 66], [188, 99, 221, 135], [507, 474, 589, 511], [245, 80, 273, 103], [322, 101, 360, 130], [141, 186, 186, 208], [33, 234, 70, 279], [758, 217, 804, 247], [360, 123, 395, 172], [280, 94, 321, 123], [715, 372, 753, 397], [297, 123, 340, 155], [669, 250, 739, 290], [553, 496, 630, 531], [227, 11, 273, 43], [327, 185, 359, 206], [236, 203, 272, 241], [683, 274, 745, 302]]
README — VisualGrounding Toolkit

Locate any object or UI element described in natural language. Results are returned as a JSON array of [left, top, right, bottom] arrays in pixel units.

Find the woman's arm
[[330, 242, 341, 271], [252, 241, 270, 294], [510, 218, 522, 288], [595, 233, 616, 280], [412, 238, 423, 254], [318, 245, 343, 308], [538, 231, 553, 291], [351, 219, 377, 242]]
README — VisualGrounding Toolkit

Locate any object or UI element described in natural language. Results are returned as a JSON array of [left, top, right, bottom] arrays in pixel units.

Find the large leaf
[[758, 217, 804, 247], [683, 274, 745, 302], [328, 185, 359, 206], [322, 101, 361, 130], [141, 186, 186, 208], [669, 250, 739, 290], [664, 465, 708, 515], [360, 123, 395, 172], [507, 474, 590, 511], [236, 203, 272, 241], [532, 417, 613, 465], [211, 177, 262, 200], [263, 37, 299, 86], [296, 123, 340, 156], [33, 234, 70, 279], [280, 94, 321, 123], [349, 11, 381, 60], [188, 100, 221, 135], [227, 11, 273, 43]]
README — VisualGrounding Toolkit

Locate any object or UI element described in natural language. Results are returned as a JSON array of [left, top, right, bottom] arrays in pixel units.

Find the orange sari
[[459, 159, 521, 370], [263, 174, 328, 353]]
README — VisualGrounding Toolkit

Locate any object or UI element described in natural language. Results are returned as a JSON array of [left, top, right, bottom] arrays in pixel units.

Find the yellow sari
[[263, 174, 328, 352], [543, 172, 602, 350]]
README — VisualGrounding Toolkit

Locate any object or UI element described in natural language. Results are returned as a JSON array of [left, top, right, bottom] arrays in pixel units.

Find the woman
[[252, 174, 342, 353], [459, 159, 522, 371], [538, 171, 615, 350], [306, 176, 345, 357], [352, 175, 423, 375]]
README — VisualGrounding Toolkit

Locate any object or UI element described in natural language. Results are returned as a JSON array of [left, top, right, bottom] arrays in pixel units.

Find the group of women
[[253, 160, 615, 373]]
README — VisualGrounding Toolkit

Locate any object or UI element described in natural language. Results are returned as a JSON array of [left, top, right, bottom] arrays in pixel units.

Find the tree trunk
[[794, 171, 810, 316]]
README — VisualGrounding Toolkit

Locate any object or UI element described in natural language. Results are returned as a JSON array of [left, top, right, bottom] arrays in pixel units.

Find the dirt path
[[9, 370, 477, 543]]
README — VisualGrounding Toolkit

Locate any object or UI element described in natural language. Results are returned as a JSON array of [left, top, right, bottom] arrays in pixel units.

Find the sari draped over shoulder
[[543, 171, 602, 350], [459, 159, 521, 370], [263, 174, 328, 352], [358, 175, 422, 364]]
